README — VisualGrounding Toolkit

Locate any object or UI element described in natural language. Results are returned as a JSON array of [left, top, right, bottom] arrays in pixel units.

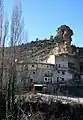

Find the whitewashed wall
[[55, 56, 72, 81], [55, 56, 68, 68], [47, 55, 55, 64]]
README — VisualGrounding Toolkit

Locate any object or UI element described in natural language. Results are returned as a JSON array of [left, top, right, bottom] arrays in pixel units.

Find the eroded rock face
[[53, 25, 74, 55], [56, 25, 73, 42]]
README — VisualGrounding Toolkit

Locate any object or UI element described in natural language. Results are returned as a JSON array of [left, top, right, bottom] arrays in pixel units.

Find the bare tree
[[11, 1, 24, 46], [0, 0, 24, 114], [0, 0, 3, 47], [0, 0, 4, 93], [0, 0, 9, 94], [8, 0, 24, 111]]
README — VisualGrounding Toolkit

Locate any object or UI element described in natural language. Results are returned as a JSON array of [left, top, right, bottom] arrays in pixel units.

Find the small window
[[57, 77, 59, 82], [32, 65, 34, 67], [30, 79, 33, 82], [62, 71, 65, 75], [47, 65, 49, 68], [59, 64, 60, 68], [53, 65, 55, 68], [63, 48, 65, 51], [25, 65, 28, 70], [44, 77, 48, 82], [45, 78, 47, 81], [58, 70, 60, 73], [56, 64, 57, 67], [62, 78, 64, 81], [33, 71, 35, 74]]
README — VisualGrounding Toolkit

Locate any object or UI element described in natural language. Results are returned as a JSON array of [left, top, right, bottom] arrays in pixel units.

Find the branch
[[0, 0, 3, 47]]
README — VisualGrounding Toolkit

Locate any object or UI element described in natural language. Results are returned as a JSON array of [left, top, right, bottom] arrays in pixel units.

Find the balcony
[[44, 77, 53, 84]]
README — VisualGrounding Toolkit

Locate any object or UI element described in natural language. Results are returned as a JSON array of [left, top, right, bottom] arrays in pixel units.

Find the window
[[33, 71, 35, 74], [59, 64, 60, 68], [62, 71, 65, 75], [32, 64, 34, 67], [56, 64, 57, 67], [63, 48, 66, 51], [62, 78, 64, 81], [25, 65, 28, 70], [53, 65, 55, 68], [45, 78, 47, 81], [57, 77, 59, 82], [58, 70, 60, 73], [47, 65, 49, 68], [44, 77, 48, 82], [30, 79, 33, 82]]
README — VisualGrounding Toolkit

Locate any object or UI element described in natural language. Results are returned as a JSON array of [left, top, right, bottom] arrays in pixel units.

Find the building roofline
[[17, 61, 55, 66]]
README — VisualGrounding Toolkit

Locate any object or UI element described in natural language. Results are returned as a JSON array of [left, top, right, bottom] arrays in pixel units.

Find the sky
[[4, 0, 83, 47]]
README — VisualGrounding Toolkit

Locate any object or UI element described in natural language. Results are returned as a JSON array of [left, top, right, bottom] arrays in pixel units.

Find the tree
[[0, 0, 9, 94], [50, 35, 53, 41], [0, 0, 24, 113], [9, 0, 24, 111], [11, 1, 24, 46], [0, 0, 25, 113]]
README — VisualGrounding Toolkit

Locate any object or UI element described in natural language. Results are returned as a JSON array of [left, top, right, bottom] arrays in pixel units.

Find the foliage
[[7, 97, 83, 120]]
